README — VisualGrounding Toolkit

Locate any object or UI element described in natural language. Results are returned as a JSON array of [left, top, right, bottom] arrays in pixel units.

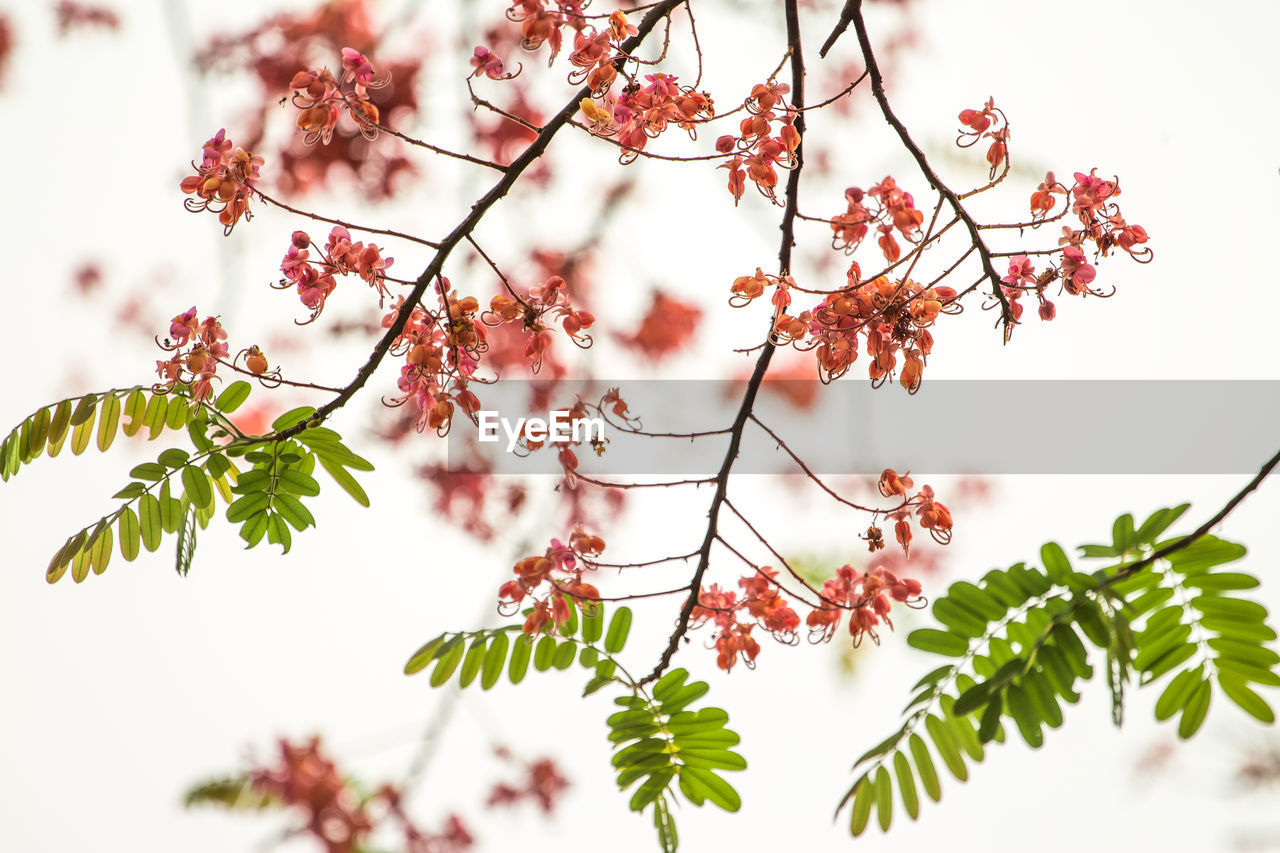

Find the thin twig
[[269, 0, 688, 442], [640, 0, 809, 685], [847, 0, 1016, 332]]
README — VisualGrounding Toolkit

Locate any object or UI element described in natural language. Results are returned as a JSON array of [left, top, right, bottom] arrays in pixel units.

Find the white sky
[[2, 1, 1280, 851]]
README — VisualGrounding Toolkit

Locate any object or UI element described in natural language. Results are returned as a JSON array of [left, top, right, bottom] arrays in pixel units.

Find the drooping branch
[[639, 0, 809, 685], [269, 0, 687, 442], [847, 0, 1017, 331]]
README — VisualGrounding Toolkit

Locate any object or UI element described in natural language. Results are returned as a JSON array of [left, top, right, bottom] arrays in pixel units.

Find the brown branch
[[818, 0, 858, 58], [639, 0, 808, 685], [748, 414, 876, 512], [256, 190, 441, 250], [375, 124, 508, 173], [847, 0, 1017, 333], [1107, 446, 1280, 590], [269, 0, 687, 442]]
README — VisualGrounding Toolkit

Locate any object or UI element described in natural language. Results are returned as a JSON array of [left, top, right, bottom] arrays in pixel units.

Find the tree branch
[[640, 0, 809, 684], [269, 0, 687, 441], [847, 0, 1016, 332]]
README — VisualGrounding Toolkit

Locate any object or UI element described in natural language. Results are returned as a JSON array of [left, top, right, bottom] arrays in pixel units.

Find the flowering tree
[[3, 0, 1279, 850]]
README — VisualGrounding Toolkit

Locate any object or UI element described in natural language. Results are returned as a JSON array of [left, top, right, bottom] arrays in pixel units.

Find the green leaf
[[1009, 565, 1052, 597], [908, 734, 941, 802], [1135, 504, 1190, 545], [217, 381, 252, 414], [911, 665, 955, 691], [187, 416, 214, 454], [1134, 625, 1194, 673], [239, 511, 269, 548], [165, 399, 190, 430], [552, 640, 577, 670], [181, 466, 214, 511], [481, 632, 509, 690], [1040, 542, 1073, 584], [533, 635, 557, 670], [924, 715, 967, 780], [316, 457, 369, 507], [47, 530, 87, 583], [977, 696, 1003, 743], [1177, 678, 1212, 739], [206, 453, 231, 481], [122, 389, 147, 437], [458, 637, 487, 688], [1191, 596, 1267, 623], [947, 581, 1006, 622], [273, 494, 316, 531], [70, 410, 96, 456], [982, 569, 1028, 608], [1200, 618, 1277, 644], [139, 494, 163, 552], [1143, 642, 1198, 683], [508, 635, 532, 684], [908, 628, 969, 657], [583, 676, 613, 697], [71, 545, 91, 583], [47, 400, 72, 454], [1213, 658, 1280, 687], [871, 765, 893, 832], [130, 462, 168, 481], [1218, 673, 1275, 723], [301, 436, 375, 471], [671, 729, 739, 749], [28, 407, 51, 455], [1154, 666, 1204, 721], [69, 394, 99, 427], [665, 708, 729, 736], [1184, 573, 1260, 593], [1164, 535, 1247, 574], [1006, 684, 1044, 748], [271, 406, 317, 432], [849, 777, 872, 836], [227, 492, 270, 524], [266, 512, 292, 553], [118, 507, 141, 562], [1207, 638, 1280, 669], [675, 749, 746, 771], [112, 482, 146, 500], [156, 478, 180, 533], [932, 598, 988, 638], [581, 603, 604, 643], [1022, 670, 1064, 729], [893, 750, 919, 820], [659, 682, 710, 716], [429, 638, 466, 688], [679, 766, 739, 812], [629, 767, 675, 811], [95, 394, 121, 452], [89, 523, 113, 575], [143, 394, 168, 440], [1111, 514, 1136, 553], [277, 468, 321, 497], [404, 634, 448, 675], [604, 606, 633, 653], [158, 448, 190, 469], [653, 669, 689, 703]]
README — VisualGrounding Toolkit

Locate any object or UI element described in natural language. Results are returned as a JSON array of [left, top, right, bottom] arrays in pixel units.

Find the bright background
[[2, 1, 1279, 851]]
